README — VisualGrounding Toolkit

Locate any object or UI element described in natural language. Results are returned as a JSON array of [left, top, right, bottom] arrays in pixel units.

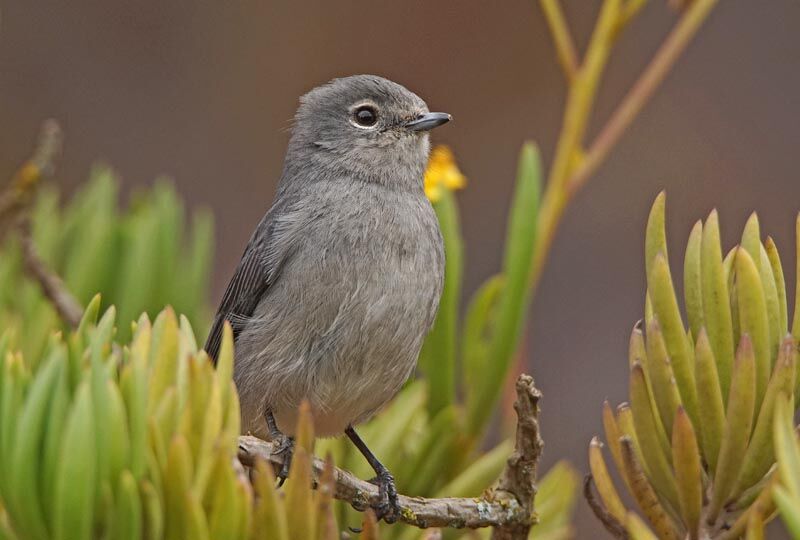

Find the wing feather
[[204, 241, 270, 363], [204, 197, 306, 363], [205, 201, 286, 361]]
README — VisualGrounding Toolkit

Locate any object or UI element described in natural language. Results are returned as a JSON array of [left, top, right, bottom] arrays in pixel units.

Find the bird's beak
[[405, 112, 452, 132]]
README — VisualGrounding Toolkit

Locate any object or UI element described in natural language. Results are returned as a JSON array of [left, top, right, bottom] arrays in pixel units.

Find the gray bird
[[204, 74, 449, 521]]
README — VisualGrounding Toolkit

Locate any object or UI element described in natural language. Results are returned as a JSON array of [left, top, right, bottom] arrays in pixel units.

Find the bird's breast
[[234, 186, 444, 436]]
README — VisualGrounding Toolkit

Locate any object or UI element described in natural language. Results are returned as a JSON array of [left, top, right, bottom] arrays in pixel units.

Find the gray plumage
[[205, 75, 447, 439]]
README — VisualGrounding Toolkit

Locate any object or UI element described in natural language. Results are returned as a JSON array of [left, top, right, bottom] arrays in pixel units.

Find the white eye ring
[[350, 104, 379, 129]]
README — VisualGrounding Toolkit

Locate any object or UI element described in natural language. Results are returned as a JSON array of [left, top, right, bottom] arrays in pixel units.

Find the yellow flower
[[424, 145, 466, 203]]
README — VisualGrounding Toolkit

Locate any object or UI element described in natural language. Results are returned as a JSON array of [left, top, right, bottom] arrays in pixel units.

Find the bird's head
[[284, 75, 451, 190]]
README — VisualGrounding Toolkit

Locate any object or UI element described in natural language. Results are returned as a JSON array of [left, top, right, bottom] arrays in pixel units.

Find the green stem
[[531, 0, 720, 294], [539, 0, 580, 82], [568, 0, 720, 195], [530, 0, 621, 294]]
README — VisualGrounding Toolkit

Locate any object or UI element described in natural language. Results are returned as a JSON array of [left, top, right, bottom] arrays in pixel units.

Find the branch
[[617, 0, 647, 34], [0, 120, 82, 328], [490, 374, 543, 539], [0, 120, 62, 233], [239, 437, 523, 529], [238, 374, 543, 534], [18, 221, 83, 328]]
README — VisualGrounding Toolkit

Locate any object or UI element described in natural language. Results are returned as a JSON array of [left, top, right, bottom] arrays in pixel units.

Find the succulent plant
[[0, 297, 378, 540], [588, 193, 798, 539], [0, 297, 246, 540], [771, 391, 800, 538], [0, 166, 214, 359]]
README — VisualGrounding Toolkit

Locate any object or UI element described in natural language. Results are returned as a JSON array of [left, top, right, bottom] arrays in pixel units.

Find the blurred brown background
[[2, 0, 798, 536]]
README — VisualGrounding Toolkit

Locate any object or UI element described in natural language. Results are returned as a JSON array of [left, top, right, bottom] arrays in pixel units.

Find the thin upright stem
[[531, 0, 622, 291], [529, 0, 720, 294], [539, 0, 580, 81], [568, 0, 720, 195]]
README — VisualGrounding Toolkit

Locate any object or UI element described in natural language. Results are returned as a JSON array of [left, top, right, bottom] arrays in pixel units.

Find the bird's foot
[[345, 425, 401, 524], [368, 468, 400, 524], [264, 409, 294, 486], [271, 434, 294, 486]]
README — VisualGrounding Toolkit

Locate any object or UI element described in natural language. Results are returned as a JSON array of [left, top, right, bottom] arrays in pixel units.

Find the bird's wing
[[204, 202, 300, 364]]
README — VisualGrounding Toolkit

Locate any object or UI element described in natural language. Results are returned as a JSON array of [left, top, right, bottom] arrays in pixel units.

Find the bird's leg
[[265, 409, 294, 486], [345, 426, 400, 524]]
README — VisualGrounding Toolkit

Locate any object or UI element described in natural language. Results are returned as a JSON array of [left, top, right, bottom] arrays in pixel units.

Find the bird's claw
[[369, 469, 400, 523], [272, 435, 294, 486], [344, 425, 401, 524]]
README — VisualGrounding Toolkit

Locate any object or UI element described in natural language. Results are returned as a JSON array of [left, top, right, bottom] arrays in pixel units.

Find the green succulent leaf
[[644, 321, 683, 440], [647, 253, 699, 429], [629, 363, 679, 511], [684, 220, 704, 340], [701, 210, 735, 402], [735, 249, 771, 413], [467, 142, 541, 438], [709, 335, 756, 523], [693, 329, 725, 472], [418, 189, 462, 416], [765, 237, 788, 341], [645, 191, 667, 281], [671, 407, 702, 540], [736, 337, 796, 497]]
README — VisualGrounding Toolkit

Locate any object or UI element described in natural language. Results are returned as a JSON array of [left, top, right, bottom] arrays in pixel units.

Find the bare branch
[[0, 120, 83, 328], [0, 120, 62, 233], [238, 436, 525, 529], [238, 375, 543, 534], [18, 221, 83, 328], [491, 374, 543, 539]]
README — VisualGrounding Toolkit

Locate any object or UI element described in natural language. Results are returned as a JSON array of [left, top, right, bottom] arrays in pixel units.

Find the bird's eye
[[354, 105, 378, 127]]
